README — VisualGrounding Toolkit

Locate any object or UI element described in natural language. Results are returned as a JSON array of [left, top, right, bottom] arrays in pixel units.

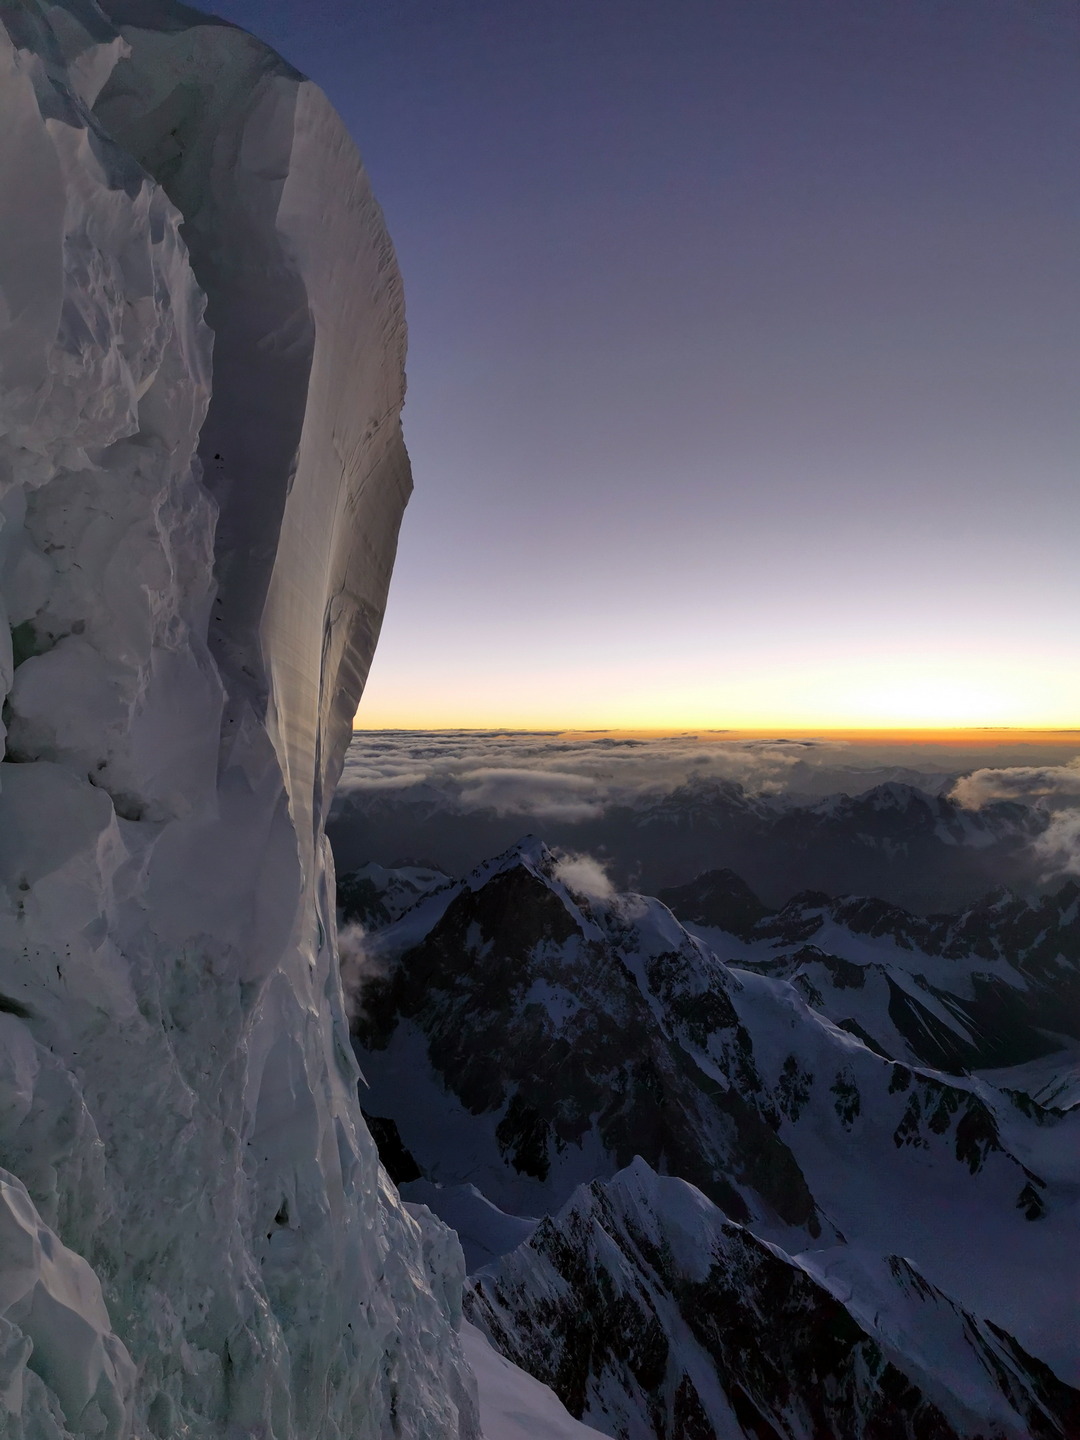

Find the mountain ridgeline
[[342, 838, 1080, 1440], [329, 778, 1047, 913]]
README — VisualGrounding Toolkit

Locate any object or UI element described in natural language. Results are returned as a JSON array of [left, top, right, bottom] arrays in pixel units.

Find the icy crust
[[0, 1168, 135, 1436], [0, 4, 475, 1438]]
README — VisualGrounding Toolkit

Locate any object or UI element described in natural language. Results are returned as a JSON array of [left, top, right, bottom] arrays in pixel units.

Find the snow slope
[[461, 1320, 607, 1440], [668, 875, 1080, 1074], [0, 3, 476, 1436]]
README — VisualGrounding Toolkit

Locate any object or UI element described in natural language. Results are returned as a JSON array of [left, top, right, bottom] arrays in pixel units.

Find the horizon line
[[350, 723, 1080, 743]]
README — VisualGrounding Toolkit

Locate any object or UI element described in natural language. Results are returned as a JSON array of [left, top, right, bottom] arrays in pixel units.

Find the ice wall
[[0, 2, 476, 1436]]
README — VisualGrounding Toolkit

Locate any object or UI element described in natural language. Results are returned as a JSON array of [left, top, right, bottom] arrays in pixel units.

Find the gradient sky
[[207, 0, 1079, 729]]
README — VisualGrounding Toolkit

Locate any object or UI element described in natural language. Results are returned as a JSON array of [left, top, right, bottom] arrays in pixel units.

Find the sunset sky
[[208, 0, 1079, 730]]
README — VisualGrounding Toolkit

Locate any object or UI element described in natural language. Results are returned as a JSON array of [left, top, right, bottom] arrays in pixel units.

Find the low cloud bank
[[337, 732, 835, 817], [950, 759, 1080, 811], [1033, 811, 1080, 881], [336, 733, 1080, 884], [951, 759, 1080, 881], [458, 768, 602, 822]]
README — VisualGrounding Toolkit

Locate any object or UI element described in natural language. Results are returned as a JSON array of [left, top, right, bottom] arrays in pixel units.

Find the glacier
[[0, 1, 481, 1435]]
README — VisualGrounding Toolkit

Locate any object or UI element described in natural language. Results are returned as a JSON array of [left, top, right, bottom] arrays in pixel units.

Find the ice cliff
[[0, 2, 477, 1435]]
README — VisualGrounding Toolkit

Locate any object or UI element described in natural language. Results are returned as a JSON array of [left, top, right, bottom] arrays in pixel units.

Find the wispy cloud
[[951, 759, 1080, 881], [338, 923, 383, 1023], [551, 850, 615, 901], [1033, 810, 1080, 881]]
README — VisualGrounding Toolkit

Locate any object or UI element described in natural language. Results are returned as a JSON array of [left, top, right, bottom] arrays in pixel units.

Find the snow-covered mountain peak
[[633, 775, 771, 827], [464, 833, 557, 890], [348, 847, 1080, 1422]]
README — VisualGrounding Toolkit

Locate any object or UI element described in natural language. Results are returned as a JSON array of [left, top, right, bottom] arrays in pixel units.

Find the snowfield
[[461, 1321, 607, 1440]]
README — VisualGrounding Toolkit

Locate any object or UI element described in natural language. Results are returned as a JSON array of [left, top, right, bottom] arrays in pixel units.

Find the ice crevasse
[[0, 1, 478, 1435]]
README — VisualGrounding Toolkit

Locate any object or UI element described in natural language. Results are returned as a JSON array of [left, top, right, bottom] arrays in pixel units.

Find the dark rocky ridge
[[467, 1160, 1080, 1440], [355, 851, 820, 1231], [348, 840, 1066, 1235], [343, 839, 1079, 1437]]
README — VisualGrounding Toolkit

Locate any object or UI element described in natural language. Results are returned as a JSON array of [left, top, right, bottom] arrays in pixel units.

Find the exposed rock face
[[353, 840, 822, 1234], [0, 4, 475, 1436], [467, 1159, 1080, 1440]]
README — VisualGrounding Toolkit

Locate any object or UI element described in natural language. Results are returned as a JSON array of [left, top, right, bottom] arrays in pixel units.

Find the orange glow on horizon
[[351, 723, 1080, 751], [353, 660, 1079, 736]]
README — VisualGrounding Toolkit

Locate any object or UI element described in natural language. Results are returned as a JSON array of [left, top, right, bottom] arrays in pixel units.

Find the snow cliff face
[[0, 4, 476, 1437]]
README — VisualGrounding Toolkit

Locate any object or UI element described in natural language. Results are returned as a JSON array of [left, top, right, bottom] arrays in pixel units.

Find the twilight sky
[[208, 0, 1079, 729]]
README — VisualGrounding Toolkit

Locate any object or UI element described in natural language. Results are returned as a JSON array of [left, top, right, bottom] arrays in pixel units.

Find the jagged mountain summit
[[346, 839, 1080, 1437], [0, 4, 480, 1436]]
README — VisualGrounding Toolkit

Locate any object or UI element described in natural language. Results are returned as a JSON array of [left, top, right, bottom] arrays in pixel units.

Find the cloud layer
[[457, 768, 602, 822], [340, 731, 1080, 824], [338, 732, 814, 820], [340, 731, 942, 814]]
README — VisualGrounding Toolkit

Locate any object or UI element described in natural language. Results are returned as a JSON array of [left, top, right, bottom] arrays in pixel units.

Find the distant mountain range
[[659, 869, 1080, 1075], [341, 840, 1079, 1439], [329, 779, 1047, 913]]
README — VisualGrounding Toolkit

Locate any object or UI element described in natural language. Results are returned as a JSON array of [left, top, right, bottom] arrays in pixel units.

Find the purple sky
[[205, 0, 1079, 728]]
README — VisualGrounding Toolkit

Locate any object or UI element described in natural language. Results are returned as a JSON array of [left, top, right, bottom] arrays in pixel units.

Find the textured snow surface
[[0, 3, 476, 1436], [401, 1182, 539, 1273], [460, 1321, 606, 1440]]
